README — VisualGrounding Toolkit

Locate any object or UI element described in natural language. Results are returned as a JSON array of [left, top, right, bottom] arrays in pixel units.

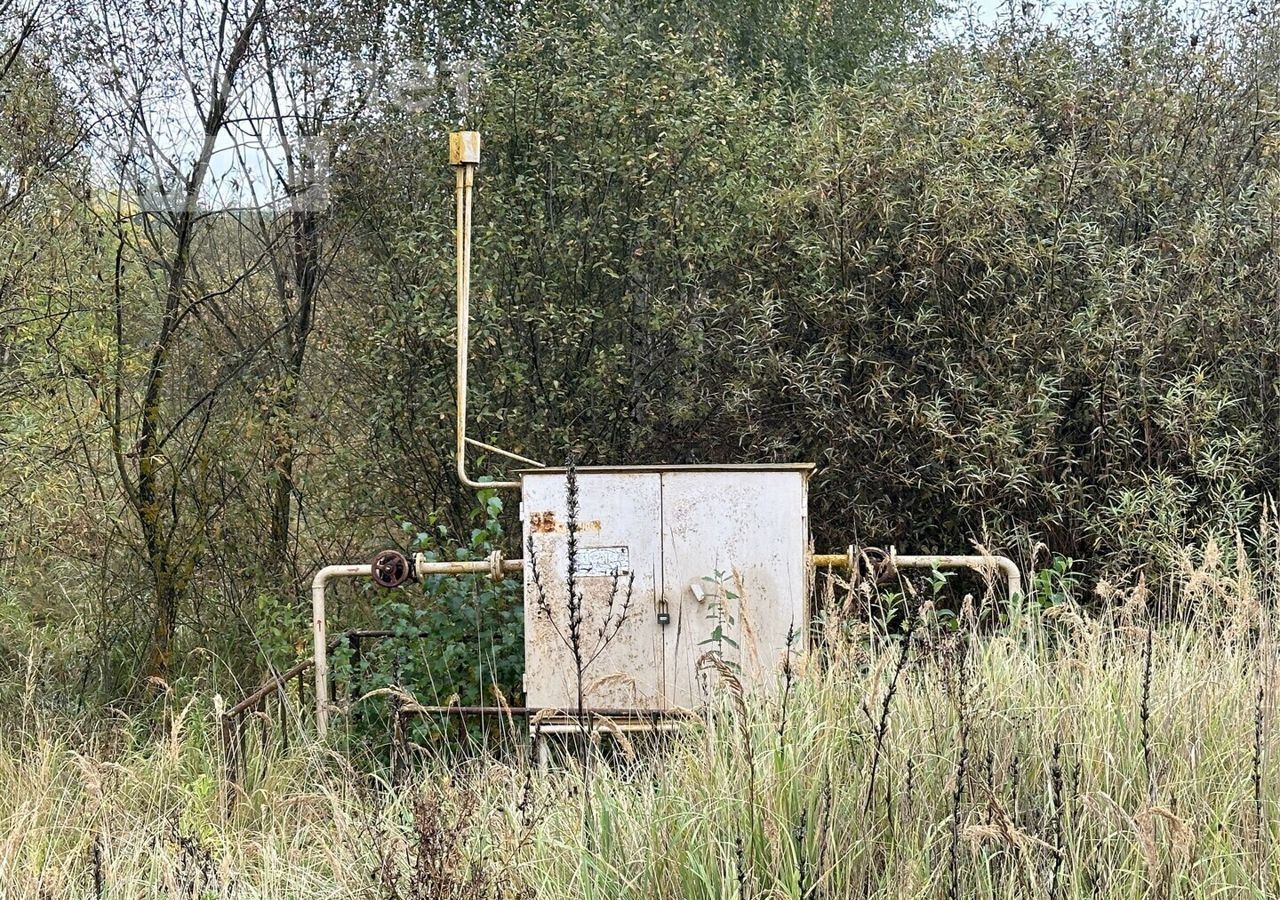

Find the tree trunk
[[132, 0, 266, 682], [267, 199, 319, 587]]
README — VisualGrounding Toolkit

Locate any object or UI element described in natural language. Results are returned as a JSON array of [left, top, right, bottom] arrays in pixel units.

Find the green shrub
[[330, 492, 523, 751], [351, 0, 1278, 585]]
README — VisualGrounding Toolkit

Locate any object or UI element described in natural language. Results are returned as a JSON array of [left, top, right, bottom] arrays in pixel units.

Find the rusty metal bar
[[226, 658, 313, 720], [258, 697, 268, 751], [278, 684, 289, 753], [224, 629, 393, 722], [222, 628, 397, 796], [220, 714, 238, 797], [400, 705, 700, 718]]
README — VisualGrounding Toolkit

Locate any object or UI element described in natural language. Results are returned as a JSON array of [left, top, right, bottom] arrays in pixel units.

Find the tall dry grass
[[1, 536, 1277, 898]]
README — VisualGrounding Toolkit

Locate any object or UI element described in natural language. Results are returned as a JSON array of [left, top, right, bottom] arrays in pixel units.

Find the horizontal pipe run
[[414, 552, 523, 582], [894, 553, 1022, 604], [813, 547, 1022, 603]]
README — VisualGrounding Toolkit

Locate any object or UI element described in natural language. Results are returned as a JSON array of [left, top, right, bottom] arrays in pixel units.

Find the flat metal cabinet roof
[[519, 463, 815, 476], [521, 466, 809, 713]]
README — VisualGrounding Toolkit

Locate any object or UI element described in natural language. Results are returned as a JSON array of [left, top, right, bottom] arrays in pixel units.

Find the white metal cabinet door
[[521, 471, 664, 711], [659, 470, 807, 707]]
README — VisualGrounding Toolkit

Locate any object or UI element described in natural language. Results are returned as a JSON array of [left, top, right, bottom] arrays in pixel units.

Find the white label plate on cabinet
[[578, 546, 630, 576]]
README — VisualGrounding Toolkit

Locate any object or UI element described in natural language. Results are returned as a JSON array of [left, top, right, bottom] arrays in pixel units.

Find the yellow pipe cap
[[449, 131, 480, 165]]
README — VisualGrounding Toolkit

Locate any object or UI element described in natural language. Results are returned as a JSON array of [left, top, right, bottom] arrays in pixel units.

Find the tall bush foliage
[[354, 0, 1278, 582], [3, 0, 1276, 702]]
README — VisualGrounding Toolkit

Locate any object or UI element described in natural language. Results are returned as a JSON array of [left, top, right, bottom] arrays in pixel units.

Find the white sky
[[154, 0, 1114, 213]]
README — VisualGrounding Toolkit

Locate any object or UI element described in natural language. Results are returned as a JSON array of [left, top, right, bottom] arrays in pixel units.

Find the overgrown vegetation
[[0, 0, 1276, 715], [2, 535, 1277, 898], [3, 0, 1276, 892]]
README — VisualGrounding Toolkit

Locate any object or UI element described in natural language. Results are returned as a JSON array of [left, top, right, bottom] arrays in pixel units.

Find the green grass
[[1, 562, 1278, 898]]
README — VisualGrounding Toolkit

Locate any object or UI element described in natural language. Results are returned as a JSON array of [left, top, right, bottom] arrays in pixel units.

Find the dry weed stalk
[[863, 603, 917, 815]]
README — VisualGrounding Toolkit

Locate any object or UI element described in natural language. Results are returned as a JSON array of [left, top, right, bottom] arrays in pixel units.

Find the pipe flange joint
[[486, 549, 504, 582]]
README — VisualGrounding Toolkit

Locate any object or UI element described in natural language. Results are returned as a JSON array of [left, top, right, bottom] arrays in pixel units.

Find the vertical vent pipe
[[451, 131, 526, 490]]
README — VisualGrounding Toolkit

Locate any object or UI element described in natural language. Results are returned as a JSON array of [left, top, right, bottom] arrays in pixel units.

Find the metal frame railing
[[221, 629, 392, 786]]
